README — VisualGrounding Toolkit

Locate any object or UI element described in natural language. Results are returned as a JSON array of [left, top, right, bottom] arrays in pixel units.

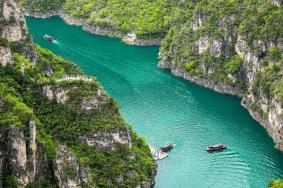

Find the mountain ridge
[[0, 0, 156, 187]]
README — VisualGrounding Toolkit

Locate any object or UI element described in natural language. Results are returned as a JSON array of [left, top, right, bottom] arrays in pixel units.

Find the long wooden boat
[[206, 144, 227, 151]]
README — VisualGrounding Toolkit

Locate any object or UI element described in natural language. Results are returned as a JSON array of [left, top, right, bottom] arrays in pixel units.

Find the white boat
[[43, 34, 55, 41]]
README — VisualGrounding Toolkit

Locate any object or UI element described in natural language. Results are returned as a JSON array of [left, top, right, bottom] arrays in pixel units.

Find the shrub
[[272, 80, 283, 102], [260, 64, 281, 97], [0, 37, 9, 47], [3, 175, 18, 188], [225, 55, 242, 74], [268, 47, 281, 61], [269, 179, 283, 188], [184, 60, 198, 74]]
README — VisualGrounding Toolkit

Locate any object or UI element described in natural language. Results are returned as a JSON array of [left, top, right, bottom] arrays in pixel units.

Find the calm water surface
[[26, 16, 283, 188]]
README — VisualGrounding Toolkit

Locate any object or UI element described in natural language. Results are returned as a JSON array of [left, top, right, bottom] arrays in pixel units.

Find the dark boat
[[206, 144, 227, 151], [160, 144, 174, 152], [43, 34, 55, 41]]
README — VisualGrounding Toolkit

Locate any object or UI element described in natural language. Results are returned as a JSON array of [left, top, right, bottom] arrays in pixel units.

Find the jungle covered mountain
[[21, 0, 192, 39], [158, 0, 283, 153], [6, 0, 283, 186], [0, 0, 155, 187], [21, 0, 283, 151]]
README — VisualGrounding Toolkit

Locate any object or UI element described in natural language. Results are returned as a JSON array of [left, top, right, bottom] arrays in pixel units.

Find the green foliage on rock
[[159, 0, 282, 95], [0, 41, 154, 187], [20, 0, 64, 11], [225, 55, 242, 74], [260, 64, 281, 97], [3, 175, 18, 188], [269, 179, 283, 188], [0, 37, 9, 47], [22, 0, 183, 39], [62, 0, 172, 38], [184, 60, 198, 75], [272, 80, 283, 102], [268, 48, 282, 61]]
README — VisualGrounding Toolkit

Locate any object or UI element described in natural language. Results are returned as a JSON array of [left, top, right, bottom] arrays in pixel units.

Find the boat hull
[[206, 144, 227, 151], [160, 144, 174, 152], [43, 35, 55, 41]]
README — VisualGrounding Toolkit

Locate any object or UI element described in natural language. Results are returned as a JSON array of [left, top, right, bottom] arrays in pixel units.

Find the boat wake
[[54, 40, 140, 96], [205, 150, 251, 187]]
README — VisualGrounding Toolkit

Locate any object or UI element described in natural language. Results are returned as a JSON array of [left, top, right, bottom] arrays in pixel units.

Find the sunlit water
[[26, 16, 283, 188]]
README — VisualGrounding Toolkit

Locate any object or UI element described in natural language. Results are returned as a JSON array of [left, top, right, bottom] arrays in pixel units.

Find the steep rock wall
[[159, 1, 283, 151], [1, 0, 27, 42], [0, 0, 156, 187]]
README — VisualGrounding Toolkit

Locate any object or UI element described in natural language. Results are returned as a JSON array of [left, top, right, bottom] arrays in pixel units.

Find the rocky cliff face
[[7, 125, 29, 187], [0, 122, 48, 188], [236, 35, 283, 151], [54, 145, 93, 188], [159, 1, 283, 151], [1, 0, 27, 41], [0, 0, 27, 67], [78, 129, 132, 150], [0, 47, 12, 66]]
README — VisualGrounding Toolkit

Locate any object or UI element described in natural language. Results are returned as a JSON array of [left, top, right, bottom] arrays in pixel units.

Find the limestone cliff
[[159, 1, 283, 151], [54, 145, 93, 188], [1, 0, 27, 41], [0, 0, 156, 187]]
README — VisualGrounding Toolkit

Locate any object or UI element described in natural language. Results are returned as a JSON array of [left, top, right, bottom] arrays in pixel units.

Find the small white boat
[[43, 34, 55, 41]]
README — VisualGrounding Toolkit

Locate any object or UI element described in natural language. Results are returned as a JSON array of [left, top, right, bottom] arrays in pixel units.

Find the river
[[26, 16, 283, 188]]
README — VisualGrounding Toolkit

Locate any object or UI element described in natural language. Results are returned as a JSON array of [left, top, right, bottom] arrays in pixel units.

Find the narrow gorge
[[20, 0, 283, 153], [1, 0, 283, 187], [25, 15, 283, 187]]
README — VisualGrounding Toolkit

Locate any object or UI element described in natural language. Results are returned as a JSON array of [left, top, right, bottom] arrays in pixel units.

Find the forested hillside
[[22, 0, 169, 38], [158, 0, 283, 154], [0, 0, 155, 187], [17, 0, 283, 185], [160, 0, 282, 91], [22, 0, 283, 151]]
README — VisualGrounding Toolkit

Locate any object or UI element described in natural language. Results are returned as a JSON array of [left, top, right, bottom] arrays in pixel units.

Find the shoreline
[[158, 61, 244, 97], [24, 10, 161, 46], [158, 60, 283, 152], [25, 10, 158, 186], [25, 9, 283, 153]]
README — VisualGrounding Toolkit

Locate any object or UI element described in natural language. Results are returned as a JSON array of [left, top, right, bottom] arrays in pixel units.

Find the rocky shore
[[158, 61, 244, 97], [158, 38, 283, 152], [0, 1, 157, 186], [24, 10, 161, 46], [159, 59, 283, 152], [25, 8, 283, 153]]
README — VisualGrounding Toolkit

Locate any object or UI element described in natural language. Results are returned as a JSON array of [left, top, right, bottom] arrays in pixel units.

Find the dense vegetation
[[14, 0, 283, 186], [269, 179, 283, 188], [160, 0, 283, 93], [20, 0, 64, 11], [0, 37, 154, 187], [21, 0, 282, 94], [22, 0, 188, 39]]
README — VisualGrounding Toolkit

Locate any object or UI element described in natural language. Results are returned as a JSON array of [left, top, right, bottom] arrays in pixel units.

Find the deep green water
[[26, 16, 283, 188]]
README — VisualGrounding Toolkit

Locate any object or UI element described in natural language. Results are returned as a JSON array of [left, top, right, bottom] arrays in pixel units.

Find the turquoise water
[[26, 16, 283, 188]]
